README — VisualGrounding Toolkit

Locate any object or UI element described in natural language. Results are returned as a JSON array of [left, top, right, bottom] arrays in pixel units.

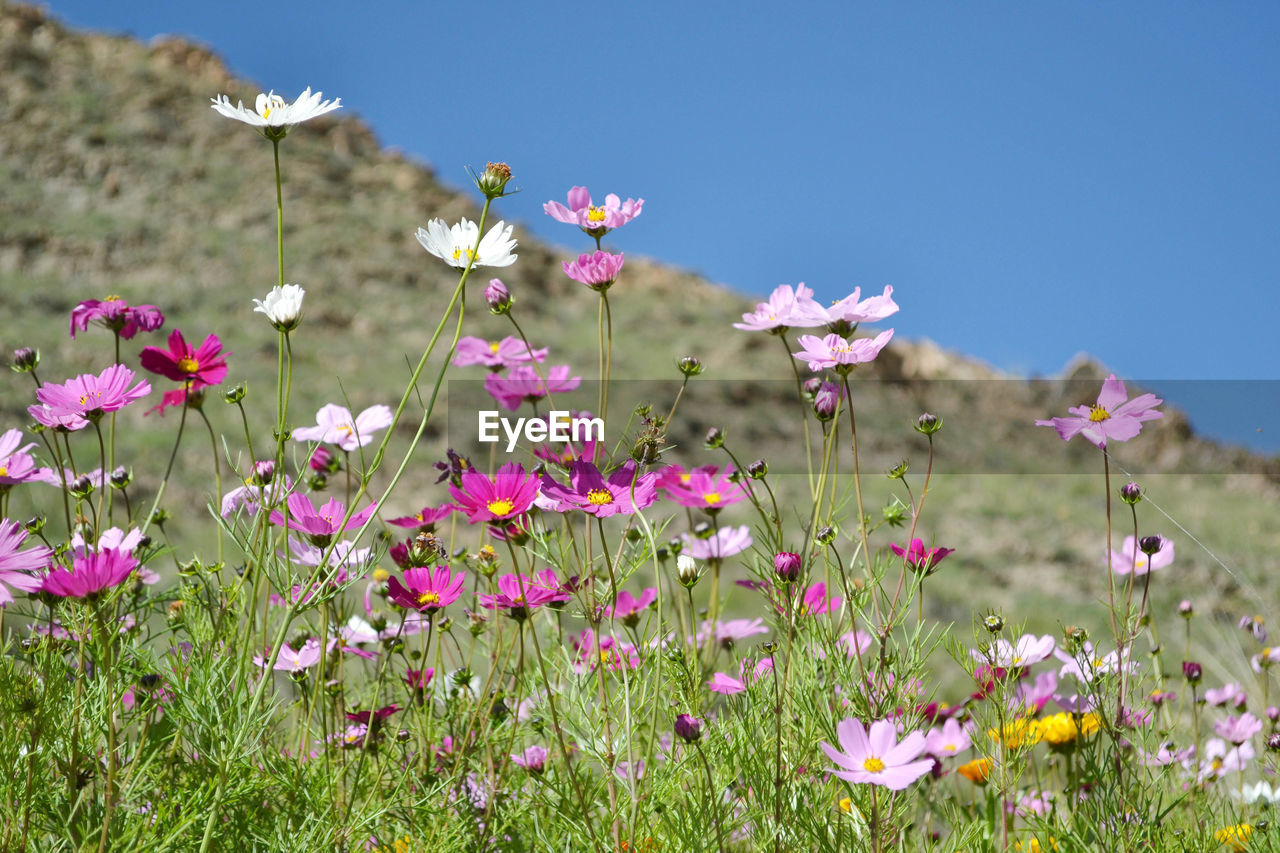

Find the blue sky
[[45, 1, 1280, 450]]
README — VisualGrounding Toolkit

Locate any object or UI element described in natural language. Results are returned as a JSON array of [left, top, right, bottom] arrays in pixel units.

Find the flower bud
[[983, 612, 1004, 634], [674, 713, 703, 744], [70, 475, 95, 499], [1178, 599, 1193, 618], [223, 384, 247, 404], [310, 446, 339, 473], [1182, 660, 1202, 685], [886, 460, 909, 480], [773, 551, 801, 583], [704, 427, 724, 449], [475, 161, 513, 199], [678, 356, 704, 377], [676, 555, 700, 588], [1269, 732, 1280, 752], [815, 525, 837, 546], [802, 377, 822, 397], [667, 538, 684, 556], [307, 473, 329, 492], [1267, 706, 1280, 722], [110, 467, 132, 490], [746, 458, 768, 479], [1120, 482, 1142, 505], [23, 516, 44, 534], [813, 382, 840, 421], [10, 347, 38, 372], [1063, 625, 1088, 652], [914, 413, 943, 436], [485, 279, 512, 315], [1139, 535, 1164, 556]]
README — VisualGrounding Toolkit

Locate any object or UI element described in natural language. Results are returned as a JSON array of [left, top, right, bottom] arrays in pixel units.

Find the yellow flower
[[1216, 823, 1253, 851], [988, 717, 1043, 749], [1013, 838, 1058, 853], [1037, 712, 1102, 749], [957, 757, 993, 784]]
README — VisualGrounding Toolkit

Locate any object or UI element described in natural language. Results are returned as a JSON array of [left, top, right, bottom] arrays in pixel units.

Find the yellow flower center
[[78, 391, 102, 406], [679, 473, 691, 483], [703, 492, 721, 505], [862, 756, 885, 773], [451, 246, 477, 263], [177, 356, 199, 374], [600, 649, 613, 665], [417, 591, 440, 605], [259, 94, 285, 119], [0, 466, 7, 477], [486, 499, 514, 517], [587, 206, 608, 223], [371, 568, 389, 582], [489, 341, 501, 354], [587, 488, 613, 506], [1088, 405, 1110, 422], [943, 744, 956, 753], [838, 797, 854, 815], [337, 422, 354, 437]]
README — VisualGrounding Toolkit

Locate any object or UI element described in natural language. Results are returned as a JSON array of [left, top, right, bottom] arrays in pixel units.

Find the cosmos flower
[[539, 460, 657, 518], [890, 538, 955, 575], [140, 329, 229, 387], [562, 251, 625, 291], [924, 718, 973, 760], [449, 462, 540, 524], [478, 572, 564, 617], [815, 285, 899, 331], [821, 718, 933, 790], [798, 581, 842, 616], [708, 672, 747, 695], [42, 548, 138, 599], [544, 186, 643, 234], [292, 404, 394, 452], [253, 639, 326, 673], [387, 566, 466, 613], [253, 284, 306, 331], [415, 218, 517, 268], [452, 336, 548, 370], [511, 745, 549, 773], [70, 296, 164, 339], [733, 283, 828, 332], [662, 466, 748, 512], [792, 329, 894, 373], [603, 588, 658, 625], [387, 503, 455, 530], [210, 87, 341, 133], [267, 493, 378, 546], [1035, 374, 1163, 448], [1215, 713, 1263, 746], [979, 634, 1057, 669], [1108, 535, 1175, 576], [0, 429, 38, 486], [483, 365, 581, 411], [35, 365, 151, 419], [0, 519, 50, 606], [681, 526, 753, 560]]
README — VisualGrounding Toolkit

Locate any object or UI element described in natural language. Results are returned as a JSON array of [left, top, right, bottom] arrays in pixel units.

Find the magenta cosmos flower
[[733, 283, 828, 332], [1036, 374, 1163, 449], [821, 718, 933, 790], [604, 587, 658, 625], [70, 296, 164, 339], [0, 519, 51, 606], [793, 329, 894, 374], [35, 365, 151, 420], [562, 251, 625, 291], [1109, 534, 1175, 576], [511, 744, 549, 773], [890, 538, 955, 575], [544, 186, 643, 234], [484, 365, 581, 411], [268, 493, 378, 546], [479, 572, 564, 617], [708, 672, 747, 695], [140, 329, 230, 414], [450, 462, 540, 524], [42, 548, 138, 599], [662, 465, 748, 512], [293, 404, 394, 452], [452, 336, 547, 370], [387, 503, 455, 530], [539, 460, 657, 518], [0, 429, 39, 486], [387, 566, 465, 612]]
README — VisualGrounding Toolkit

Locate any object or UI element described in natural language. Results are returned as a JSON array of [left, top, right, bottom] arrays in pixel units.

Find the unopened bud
[[886, 460, 909, 480], [11, 347, 38, 372], [815, 525, 837, 546], [23, 516, 44, 534], [674, 713, 703, 744], [69, 475, 94, 499], [773, 551, 801, 583], [983, 612, 1005, 634], [485, 279, 512, 315], [676, 555, 700, 588], [1182, 660, 1202, 685], [914, 413, 942, 436], [704, 427, 724, 449], [1269, 733, 1280, 752], [1120, 482, 1142, 504], [223, 384, 247, 404], [1178, 599, 1193, 617], [110, 467, 132, 489], [1139, 535, 1164, 556], [813, 382, 840, 421], [678, 356, 704, 377]]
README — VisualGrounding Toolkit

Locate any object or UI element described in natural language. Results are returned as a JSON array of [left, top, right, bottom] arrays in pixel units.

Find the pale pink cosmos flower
[[220, 463, 291, 518], [1251, 647, 1280, 673], [700, 618, 769, 648], [484, 365, 581, 411], [793, 329, 894, 373], [293, 404, 394, 452], [924, 718, 972, 760], [681, 525, 753, 560], [1054, 642, 1138, 684], [604, 588, 658, 624], [821, 718, 933, 790], [979, 634, 1057, 669], [1205, 682, 1248, 708], [563, 251, 625, 291], [544, 186, 643, 234], [0, 429, 38, 485], [32, 466, 108, 489], [0, 519, 51, 606], [1141, 743, 1195, 767], [35, 365, 151, 419], [1036, 374, 1163, 448], [70, 527, 157, 585], [286, 539, 372, 570], [1215, 713, 1263, 745], [254, 638, 327, 673], [733, 283, 828, 332], [452, 336, 547, 370], [1192, 738, 1254, 783], [708, 672, 746, 695], [817, 285, 899, 331], [27, 404, 89, 432], [1108, 535, 1175, 576]]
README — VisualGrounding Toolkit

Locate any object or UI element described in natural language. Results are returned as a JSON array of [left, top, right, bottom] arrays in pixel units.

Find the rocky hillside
[[1, 2, 1276, 637]]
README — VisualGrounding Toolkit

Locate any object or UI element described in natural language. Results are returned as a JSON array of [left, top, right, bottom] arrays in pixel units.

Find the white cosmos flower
[[253, 284, 306, 331], [210, 87, 341, 133], [415, 218, 517, 268]]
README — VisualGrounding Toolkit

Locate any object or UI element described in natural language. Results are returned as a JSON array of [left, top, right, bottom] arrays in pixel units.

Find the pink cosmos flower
[[268, 493, 378, 545], [708, 672, 746, 695], [42, 548, 138, 598], [387, 566, 466, 612], [387, 503, 455, 529], [27, 404, 89, 432], [220, 462, 291, 517], [1215, 713, 1263, 745], [511, 745, 549, 773], [654, 463, 719, 492], [286, 539, 371, 570], [0, 429, 38, 485], [924, 718, 973, 760], [1193, 738, 1254, 782], [484, 365, 581, 411], [1108, 535, 1175, 576], [663, 466, 748, 512], [572, 628, 641, 673], [452, 336, 548, 370], [816, 285, 900, 331], [792, 329, 894, 373], [681, 525, 753, 560], [70, 527, 156, 583], [292, 404, 394, 452], [890, 538, 955, 575], [0, 519, 51, 606], [1141, 743, 1195, 767], [480, 572, 565, 617], [540, 460, 657, 518], [821, 718, 933, 790], [1205, 682, 1248, 708], [733, 283, 828, 332], [544, 186, 643, 234], [1054, 642, 1138, 684], [254, 639, 326, 673], [701, 618, 769, 647], [798, 582, 842, 617], [1252, 647, 1280, 673], [139, 329, 229, 387], [979, 634, 1057, 669], [1035, 374, 1163, 448], [562, 251, 625, 291], [604, 588, 658, 625], [33, 466, 108, 489], [449, 462, 540, 524], [35, 365, 151, 419], [70, 296, 164, 339]]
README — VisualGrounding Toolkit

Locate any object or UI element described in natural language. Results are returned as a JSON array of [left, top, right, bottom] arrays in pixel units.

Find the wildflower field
[[2, 79, 1279, 853]]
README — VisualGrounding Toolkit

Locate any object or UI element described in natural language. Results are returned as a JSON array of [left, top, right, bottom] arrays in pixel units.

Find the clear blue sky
[[44, 1, 1280, 450]]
